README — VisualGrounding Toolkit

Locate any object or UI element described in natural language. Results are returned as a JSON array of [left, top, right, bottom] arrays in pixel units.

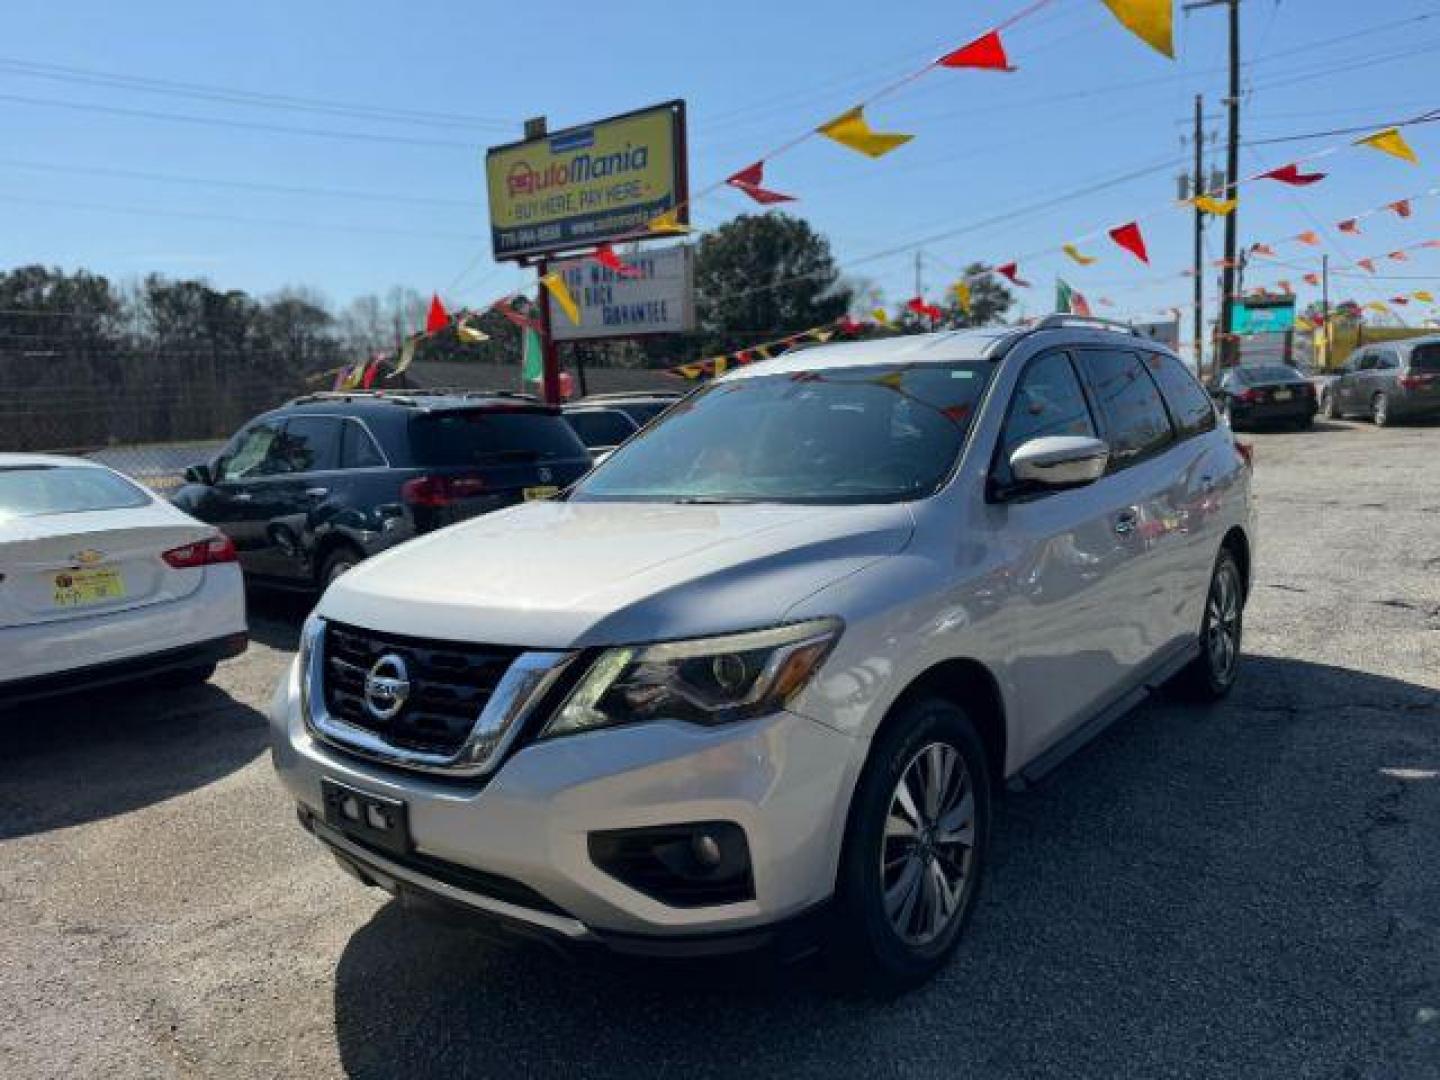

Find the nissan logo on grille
[[363, 654, 411, 721]]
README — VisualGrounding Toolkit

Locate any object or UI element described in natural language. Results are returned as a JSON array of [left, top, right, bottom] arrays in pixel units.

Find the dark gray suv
[[1320, 337, 1440, 426]]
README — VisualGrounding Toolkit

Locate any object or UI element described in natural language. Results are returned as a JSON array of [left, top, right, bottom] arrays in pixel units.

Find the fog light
[[588, 822, 753, 908], [341, 796, 361, 821]]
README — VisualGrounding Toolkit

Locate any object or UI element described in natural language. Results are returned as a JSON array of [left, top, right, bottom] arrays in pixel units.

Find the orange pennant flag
[[1415, 290, 1435, 303], [1250, 244, 1276, 258], [1388, 250, 1410, 262], [1294, 231, 1320, 246], [1303, 273, 1320, 286], [1100, 0, 1175, 58], [1337, 218, 1361, 234], [1388, 199, 1413, 218], [1355, 127, 1418, 164], [1357, 258, 1376, 272]]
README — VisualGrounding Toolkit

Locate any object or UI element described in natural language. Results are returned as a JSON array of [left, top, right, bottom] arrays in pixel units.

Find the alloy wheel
[[881, 742, 975, 947], [1205, 562, 1242, 684]]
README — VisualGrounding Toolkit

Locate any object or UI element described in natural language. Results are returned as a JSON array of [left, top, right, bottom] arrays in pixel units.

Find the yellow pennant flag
[[455, 316, 489, 344], [675, 363, 703, 380], [816, 106, 914, 159], [755, 346, 772, 360], [392, 336, 419, 375], [1062, 243, 1097, 266], [1414, 290, 1435, 303], [1365, 301, 1391, 315], [1355, 127, 1418, 164], [647, 209, 689, 234], [1193, 195, 1237, 216], [712, 357, 728, 376], [540, 272, 580, 325], [953, 280, 972, 314], [1100, 0, 1175, 59], [872, 307, 892, 327], [812, 329, 834, 342]]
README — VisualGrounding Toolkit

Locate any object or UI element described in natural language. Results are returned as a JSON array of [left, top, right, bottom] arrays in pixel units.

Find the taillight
[[1236, 389, 1261, 403], [163, 534, 237, 568], [1235, 441, 1254, 470], [1398, 374, 1434, 390], [401, 474, 487, 507]]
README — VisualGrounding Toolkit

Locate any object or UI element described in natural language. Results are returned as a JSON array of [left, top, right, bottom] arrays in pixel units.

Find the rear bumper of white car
[[269, 657, 863, 953], [0, 564, 247, 700]]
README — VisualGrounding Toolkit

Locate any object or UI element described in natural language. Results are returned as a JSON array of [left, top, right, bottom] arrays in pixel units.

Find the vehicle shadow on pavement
[[331, 655, 1440, 1079], [244, 586, 316, 652], [0, 682, 268, 840]]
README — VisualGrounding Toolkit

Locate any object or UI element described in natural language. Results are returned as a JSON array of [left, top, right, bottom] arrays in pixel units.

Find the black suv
[[562, 392, 685, 459], [172, 391, 592, 588]]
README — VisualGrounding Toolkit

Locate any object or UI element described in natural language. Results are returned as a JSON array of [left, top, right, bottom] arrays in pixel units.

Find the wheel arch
[[879, 658, 1008, 785], [311, 530, 365, 584], [1220, 525, 1251, 601]]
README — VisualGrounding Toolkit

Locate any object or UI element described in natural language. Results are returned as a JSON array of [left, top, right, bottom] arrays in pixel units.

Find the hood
[[319, 499, 914, 648]]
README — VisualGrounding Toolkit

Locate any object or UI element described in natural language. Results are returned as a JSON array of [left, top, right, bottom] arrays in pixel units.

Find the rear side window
[[275, 416, 341, 473], [1411, 345, 1440, 372], [1076, 349, 1175, 466], [340, 420, 387, 468], [998, 352, 1096, 481], [566, 410, 636, 449], [1146, 353, 1217, 438], [0, 465, 150, 519], [409, 410, 588, 466]]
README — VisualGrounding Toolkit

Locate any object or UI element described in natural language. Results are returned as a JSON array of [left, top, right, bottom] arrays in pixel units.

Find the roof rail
[[577, 390, 684, 401], [285, 387, 543, 407], [1032, 313, 1142, 337]]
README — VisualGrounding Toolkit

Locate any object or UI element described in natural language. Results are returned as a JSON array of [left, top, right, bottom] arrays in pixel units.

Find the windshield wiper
[[669, 496, 761, 505]]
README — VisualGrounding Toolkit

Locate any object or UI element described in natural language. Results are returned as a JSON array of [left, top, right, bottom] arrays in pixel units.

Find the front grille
[[322, 622, 523, 758]]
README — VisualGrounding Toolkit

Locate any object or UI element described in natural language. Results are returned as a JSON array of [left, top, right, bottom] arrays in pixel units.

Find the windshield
[[1410, 345, 1440, 373], [570, 361, 993, 505], [0, 465, 151, 520], [409, 409, 587, 466], [1236, 365, 1302, 384]]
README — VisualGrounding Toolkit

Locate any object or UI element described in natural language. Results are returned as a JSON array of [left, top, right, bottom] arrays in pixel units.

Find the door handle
[[1114, 510, 1138, 535], [305, 487, 329, 498]]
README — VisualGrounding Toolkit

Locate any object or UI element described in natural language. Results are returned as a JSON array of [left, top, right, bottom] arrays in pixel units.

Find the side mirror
[[1009, 436, 1109, 490], [183, 463, 214, 486]]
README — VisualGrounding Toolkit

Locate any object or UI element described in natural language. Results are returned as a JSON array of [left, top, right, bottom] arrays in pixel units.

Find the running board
[[1009, 640, 1200, 791]]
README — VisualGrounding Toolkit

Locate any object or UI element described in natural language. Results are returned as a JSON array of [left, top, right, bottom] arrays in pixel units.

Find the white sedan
[[1, 454, 247, 706]]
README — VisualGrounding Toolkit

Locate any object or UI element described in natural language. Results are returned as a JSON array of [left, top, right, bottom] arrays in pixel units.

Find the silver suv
[[270, 317, 1254, 990]]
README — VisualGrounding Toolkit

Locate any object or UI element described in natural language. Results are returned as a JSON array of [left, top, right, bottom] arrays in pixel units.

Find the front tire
[[828, 698, 991, 994], [319, 545, 363, 588], [1176, 548, 1244, 700]]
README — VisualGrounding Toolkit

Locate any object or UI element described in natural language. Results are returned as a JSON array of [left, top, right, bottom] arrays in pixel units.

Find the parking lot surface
[[3, 419, 1438, 1079]]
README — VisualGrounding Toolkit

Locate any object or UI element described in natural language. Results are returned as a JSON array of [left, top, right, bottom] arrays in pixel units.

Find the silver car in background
[[1320, 336, 1440, 425]]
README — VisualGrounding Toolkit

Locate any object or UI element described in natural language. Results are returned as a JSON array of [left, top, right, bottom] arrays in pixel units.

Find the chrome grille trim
[[300, 618, 575, 778]]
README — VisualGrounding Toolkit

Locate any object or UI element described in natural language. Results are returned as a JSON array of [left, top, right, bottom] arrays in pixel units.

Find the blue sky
[[4, 0, 1439, 351]]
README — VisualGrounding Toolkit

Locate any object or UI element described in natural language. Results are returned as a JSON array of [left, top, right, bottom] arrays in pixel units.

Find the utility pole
[[1191, 93, 1205, 379], [1186, 0, 1241, 372], [914, 249, 924, 300]]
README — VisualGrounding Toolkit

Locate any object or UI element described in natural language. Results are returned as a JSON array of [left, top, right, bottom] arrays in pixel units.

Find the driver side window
[[995, 352, 1097, 488]]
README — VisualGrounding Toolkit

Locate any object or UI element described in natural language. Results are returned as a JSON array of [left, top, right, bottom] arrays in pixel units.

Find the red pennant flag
[[995, 262, 1030, 287], [1388, 249, 1410, 262], [1108, 221, 1149, 263], [1424, 240, 1440, 249], [1294, 231, 1320, 246], [360, 358, 381, 389], [936, 30, 1014, 71], [1338, 218, 1361, 234], [836, 316, 865, 336], [1357, 258, 1376, 272], [726, 161, 795, 204], [1260, 163, 1327, 186], [426, 293, 450, 334], [1277, 280, 1293, 293], [906, 297, 943, 320], [492, 298, 539, 331], [593, 243, 642, 278], [1250, 243, 1276, 257], [1304, 273, 1321, 286], [1391, 296, 1411, 305], [1388, 199, 1412, 218]]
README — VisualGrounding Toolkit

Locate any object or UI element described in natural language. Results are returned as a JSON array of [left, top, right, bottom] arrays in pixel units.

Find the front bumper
[[269, 659, 863, 945]]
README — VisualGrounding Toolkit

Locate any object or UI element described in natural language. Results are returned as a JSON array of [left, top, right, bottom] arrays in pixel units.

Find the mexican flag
[[1056, 278, 1093, 317]]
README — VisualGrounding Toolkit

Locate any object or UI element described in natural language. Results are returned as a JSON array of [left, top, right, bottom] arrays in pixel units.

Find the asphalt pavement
[[3, 417, 1438, 1079]]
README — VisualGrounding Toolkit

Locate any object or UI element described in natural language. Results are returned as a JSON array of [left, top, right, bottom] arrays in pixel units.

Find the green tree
[[690, 213, 853, 355]]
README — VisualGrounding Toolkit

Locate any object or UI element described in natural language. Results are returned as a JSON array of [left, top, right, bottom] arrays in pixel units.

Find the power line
[[0, 56, 517, 131]]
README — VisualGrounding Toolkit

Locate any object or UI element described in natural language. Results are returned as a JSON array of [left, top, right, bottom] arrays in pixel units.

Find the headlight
[[297, 613, 324, 718], [542, 618, 842, 738]]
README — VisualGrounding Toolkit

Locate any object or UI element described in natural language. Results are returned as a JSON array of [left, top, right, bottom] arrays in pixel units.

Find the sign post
[[485, 101, 688, 405]]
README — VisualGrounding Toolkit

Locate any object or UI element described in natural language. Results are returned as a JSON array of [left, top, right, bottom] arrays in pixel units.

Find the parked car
[[1212, 364, 1318, 430], [1, 454, 246, 706], [563, 393, 684, 463], [172, 391, 592, 589], [1319, 336, 1440, 425], [269, 317, 1253, 990]]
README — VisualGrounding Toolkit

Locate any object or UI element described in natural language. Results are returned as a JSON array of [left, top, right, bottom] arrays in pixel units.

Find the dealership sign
[[1231, 297, 1296, 334], [485, 101, 688, 261], [550, 244, 695, 341]]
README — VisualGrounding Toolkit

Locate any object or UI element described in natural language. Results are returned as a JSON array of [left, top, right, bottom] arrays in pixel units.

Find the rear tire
[[1372, 392, 1390, 427], [827, 698, 990, 995], [1175, 548, 1244, 701]]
